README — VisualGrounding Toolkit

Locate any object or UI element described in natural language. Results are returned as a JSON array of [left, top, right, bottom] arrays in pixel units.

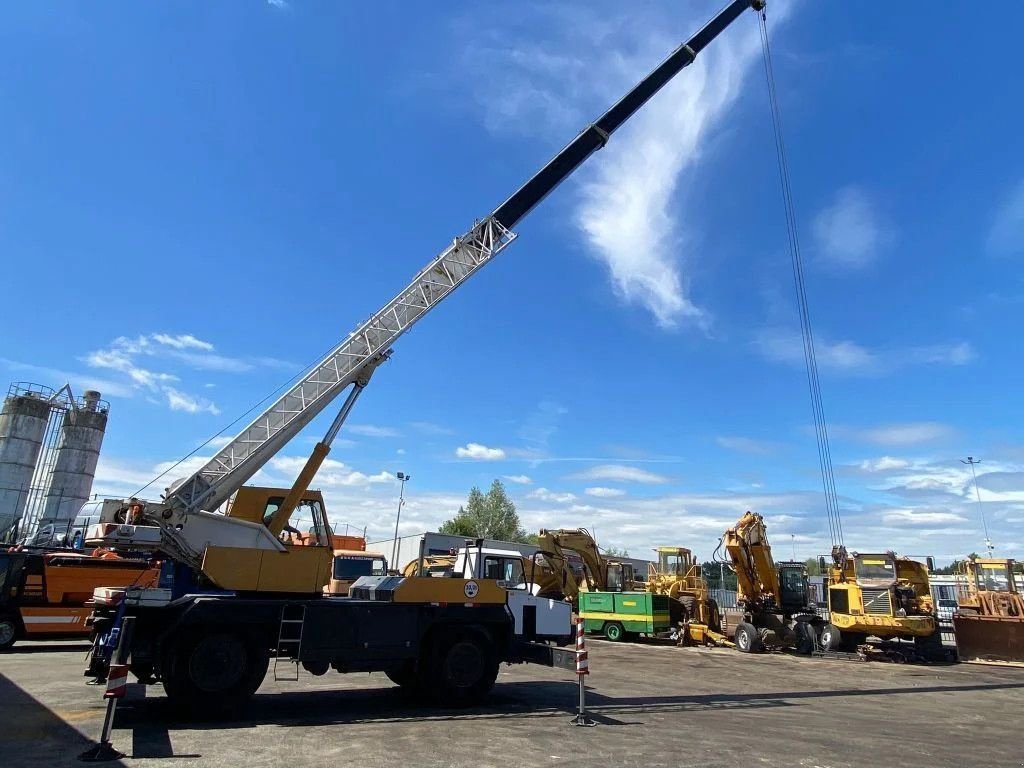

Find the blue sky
[[2, 1, 1022, 564]]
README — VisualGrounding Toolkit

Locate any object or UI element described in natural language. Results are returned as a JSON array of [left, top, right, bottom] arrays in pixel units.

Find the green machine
[[579, 591, 672, 641]]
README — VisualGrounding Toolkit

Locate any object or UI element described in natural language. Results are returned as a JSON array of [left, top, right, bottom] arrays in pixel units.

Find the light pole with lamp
[[961, 456, 993, 556], [390, 472, 410, 572]]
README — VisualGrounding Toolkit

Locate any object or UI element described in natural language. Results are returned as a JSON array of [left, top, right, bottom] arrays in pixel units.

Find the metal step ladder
[[273, 604, 306, 682]]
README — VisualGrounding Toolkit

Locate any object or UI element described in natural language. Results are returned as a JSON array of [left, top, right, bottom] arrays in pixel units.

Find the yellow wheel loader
[[953, 556, 1024, 665], [646, 547, 722, 641]]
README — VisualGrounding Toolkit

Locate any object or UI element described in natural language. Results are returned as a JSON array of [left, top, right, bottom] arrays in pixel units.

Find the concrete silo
[[0, 384, 54, 536], [38, 390, 109, 530]]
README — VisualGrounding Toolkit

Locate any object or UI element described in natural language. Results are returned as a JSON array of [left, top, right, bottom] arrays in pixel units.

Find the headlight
[[895, 608, 907, 617]]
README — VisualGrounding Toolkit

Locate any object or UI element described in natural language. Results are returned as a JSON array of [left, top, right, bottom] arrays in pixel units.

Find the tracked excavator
[[713, 511, 822, 653], [953, 556, 1024, 665], [536, 528, 634, 600], [83, 0, 766, 716]]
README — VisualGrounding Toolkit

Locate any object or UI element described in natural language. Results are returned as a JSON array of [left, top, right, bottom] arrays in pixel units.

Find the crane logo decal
[[464, 581, 479, 599]]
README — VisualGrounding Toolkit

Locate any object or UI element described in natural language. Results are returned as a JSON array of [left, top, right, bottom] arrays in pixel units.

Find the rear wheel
[[163, 629, 267, 717], [428, 632, 498, 707], [603, 621, 625, 642], [793, 621, 815, 655], [0, 615, 18, 651], [734, 622, 762, 653]]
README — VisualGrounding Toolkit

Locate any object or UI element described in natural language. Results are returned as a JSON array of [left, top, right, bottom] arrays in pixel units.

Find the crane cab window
[[854, 555, 896, 585], [333, 555, 387, 580], [657, 550, 693, 577], [482, 556, 525, 587]]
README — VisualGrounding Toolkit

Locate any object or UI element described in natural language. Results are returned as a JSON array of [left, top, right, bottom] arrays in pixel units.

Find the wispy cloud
[[857, 456, 911, 472], [988, 179, 1024, 256], [503, 474, 533, 485], [715, 436, 781, 455], [567, 464, 670, 484], [753, 328, 974, 376], [455, 442, 506, 461], [0, 357, 135, 399], [410, 421, 454, 436], [266, 0, 289, 9], [812, 185, 892, 269], [165, 387, 220, 416], [527, 487, 577, 503], [457, 2, 792, 330], [347, 424, 400, 438], [585, 487, 627, 498], [854, 422, 956, 447]]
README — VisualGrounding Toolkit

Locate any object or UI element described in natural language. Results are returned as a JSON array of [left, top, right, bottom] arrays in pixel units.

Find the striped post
[[79, 616, 134, 761], [569, 618, 596, 727]]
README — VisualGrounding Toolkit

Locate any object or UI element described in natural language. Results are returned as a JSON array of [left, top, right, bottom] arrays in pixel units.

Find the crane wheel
[[385, 660, 422, 693], [426, 630, 498, 707], [162, 629, 267, 717], [603, 621, 625, 642], [734, 622, 762, 653]]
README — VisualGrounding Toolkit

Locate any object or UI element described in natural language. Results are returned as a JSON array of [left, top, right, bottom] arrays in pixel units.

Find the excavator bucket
[[953, 614, 1024, 666]]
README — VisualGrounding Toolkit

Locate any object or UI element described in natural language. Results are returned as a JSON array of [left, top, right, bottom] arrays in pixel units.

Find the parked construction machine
[[953, 556, 1024, 665], [83, 0, 764, 716], [536, 528, 634, 600], [0, 547, 157, 651], [820, 547, 943, 658], [714, 511, 821, 653], [646, 546, 721, 633]]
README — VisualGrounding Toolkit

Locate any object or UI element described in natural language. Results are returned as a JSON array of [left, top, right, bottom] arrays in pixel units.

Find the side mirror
[[926, 557, 935, 572], [818, 556, 827, 572]]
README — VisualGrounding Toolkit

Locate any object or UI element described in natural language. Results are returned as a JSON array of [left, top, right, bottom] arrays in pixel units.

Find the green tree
[[602, 545, 630, 558], [438, 480, 531, 543], [804, 557, 821, 576]]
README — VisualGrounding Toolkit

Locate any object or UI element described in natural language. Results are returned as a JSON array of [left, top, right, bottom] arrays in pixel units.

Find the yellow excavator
[[713, 511, 821, 653], [646, 547, 721, 635], [953, 556, 1024, 665], [536, 528, 634, 601]]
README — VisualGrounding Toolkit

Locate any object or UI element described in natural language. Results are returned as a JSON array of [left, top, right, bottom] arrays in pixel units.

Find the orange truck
[[0, 548, 158, 650]]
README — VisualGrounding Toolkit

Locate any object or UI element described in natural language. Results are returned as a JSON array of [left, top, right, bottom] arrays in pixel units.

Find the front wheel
[[162, 629, 267, 717], [820, 623, 844, 651], [734, 622, 762, 653], [0, 615, 18, 651], [429, 633, 498, 707]]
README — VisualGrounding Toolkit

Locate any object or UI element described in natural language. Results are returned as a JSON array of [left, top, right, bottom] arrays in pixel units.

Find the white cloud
[[165, 387, 220, 416], [267, 0, 289, 8], [455, 442, 506, 461], [0, 357, 135, 399], [858, 456, 911, 472], [503, 474, 533, 485], [528, 487, 577, 503], [269, 457, 392, 488], [988, 179, 1024, 256], [347, 424, 400, 438], [855, 422, 955, 446], [812, 186, 891, 269], [585, 487, 626, 498], [882, 508, 968, 526], [410, 421, 454, 436], [715, 436, 779, 455], [459, 2, 792, 330], [152, 333, 214, 351], [753, 328, 974, 376], [567, 464, 670, 484]]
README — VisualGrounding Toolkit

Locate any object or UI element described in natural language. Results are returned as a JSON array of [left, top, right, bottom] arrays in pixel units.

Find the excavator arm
[[537, 528, 609, 592], [720, 511, 782, 610]]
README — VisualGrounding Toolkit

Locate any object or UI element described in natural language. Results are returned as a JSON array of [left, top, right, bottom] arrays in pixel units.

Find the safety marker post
[[569, 618, 596, 727], [79, 616, 135, 762]]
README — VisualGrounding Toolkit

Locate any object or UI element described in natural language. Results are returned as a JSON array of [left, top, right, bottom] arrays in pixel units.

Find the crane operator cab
[[775, 561, 812, 612]]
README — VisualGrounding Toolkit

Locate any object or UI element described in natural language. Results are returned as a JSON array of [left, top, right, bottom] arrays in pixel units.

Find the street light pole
[[390, 472, 410, 572], [791, 534, 796, 561], [961, 456, 993, 556]]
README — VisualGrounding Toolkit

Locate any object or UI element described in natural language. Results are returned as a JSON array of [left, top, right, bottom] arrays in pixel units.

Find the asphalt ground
[[2, 638, 1022, 768]]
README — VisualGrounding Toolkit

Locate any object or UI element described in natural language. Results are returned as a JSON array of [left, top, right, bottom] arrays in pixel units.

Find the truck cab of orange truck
[[0, 548, 158, 651]]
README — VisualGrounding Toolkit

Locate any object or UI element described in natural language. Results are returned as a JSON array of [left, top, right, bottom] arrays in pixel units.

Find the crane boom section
[[164, 0, 762, 518], [722, 511, 782, 609]]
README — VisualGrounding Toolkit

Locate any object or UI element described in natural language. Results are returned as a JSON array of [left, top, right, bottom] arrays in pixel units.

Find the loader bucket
[[953, 614, 1024, 666]]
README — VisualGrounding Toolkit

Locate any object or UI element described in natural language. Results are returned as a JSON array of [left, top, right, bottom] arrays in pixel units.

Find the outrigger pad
[[78, 742, 125, 762]]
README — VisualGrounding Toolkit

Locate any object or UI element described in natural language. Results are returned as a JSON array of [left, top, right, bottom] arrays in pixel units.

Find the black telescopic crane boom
[[492, 0, 764, 230]]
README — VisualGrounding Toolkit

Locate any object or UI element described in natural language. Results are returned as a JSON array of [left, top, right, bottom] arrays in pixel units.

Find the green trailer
[[579, 591, 672, 641]]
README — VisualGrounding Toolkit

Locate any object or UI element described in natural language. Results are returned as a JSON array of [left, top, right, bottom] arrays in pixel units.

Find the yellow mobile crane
[[84, 0, 764, 716]]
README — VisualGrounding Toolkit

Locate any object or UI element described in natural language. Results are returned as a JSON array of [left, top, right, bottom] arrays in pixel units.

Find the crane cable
[[757, 8, 844, 549]]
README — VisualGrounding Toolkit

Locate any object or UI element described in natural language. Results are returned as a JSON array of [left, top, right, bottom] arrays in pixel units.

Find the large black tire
[[603, 621, 625, 642], [792, 621, 815, 655], [162, 629, 267, 717], [426, 632, 498, 707], [734, 622, 762, 653], [820, 623, 845, 651], [0, 614, 18, 651], [385, 659, 421, 693]]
